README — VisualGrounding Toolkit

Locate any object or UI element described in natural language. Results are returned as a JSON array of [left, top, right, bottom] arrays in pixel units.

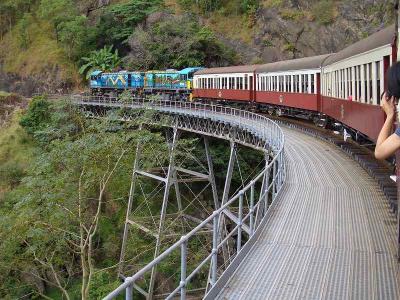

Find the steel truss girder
[[77, 104, 274, 154]]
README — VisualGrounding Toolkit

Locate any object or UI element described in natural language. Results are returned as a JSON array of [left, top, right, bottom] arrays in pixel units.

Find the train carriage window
[[357, 65, 361, 102], [363, 64, 367, 103], [245, 75, 248, 90], [367, 63, 372, 103], [376, 61, 381, 105], [311, 74, 315, 94], [304, 74, 308, 93], [265, 76, 268, 91]]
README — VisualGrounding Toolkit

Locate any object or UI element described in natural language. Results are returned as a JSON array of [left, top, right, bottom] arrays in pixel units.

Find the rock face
[[226, 0, 395, 64], [0, 65, 74, 97]]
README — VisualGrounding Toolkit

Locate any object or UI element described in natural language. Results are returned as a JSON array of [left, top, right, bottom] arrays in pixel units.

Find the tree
[[89, 0, 162, 52], [19, 96, 51, 135], [79, 45, 122, 78], [57, 15, 88, 59], [1, 102, 166, 299], [125, 14, 237, 69], [38, 0, 76, 36]]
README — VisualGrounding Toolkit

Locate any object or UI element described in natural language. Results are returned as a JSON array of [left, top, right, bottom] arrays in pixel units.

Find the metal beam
[[148, 127, 179, 299], [204, 137, 219, 209], [127, 219, 158, 238], [136, 170, 167, 183], [118, 127, 142, 276], [221, 141, 236, 205]]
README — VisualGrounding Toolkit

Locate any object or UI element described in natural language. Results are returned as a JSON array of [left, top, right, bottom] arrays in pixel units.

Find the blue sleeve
[[395, 127, 400, 137]]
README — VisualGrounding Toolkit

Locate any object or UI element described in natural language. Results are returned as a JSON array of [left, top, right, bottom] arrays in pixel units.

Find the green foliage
[[38, 0, 76, 28], [240, 0, 259, 15], [90, 0, 162, 50], [0, 161, 26, 187], [38, 0, 91, 60], [88, 272, 121, 299], [178, 0, 222, 15], [0, 100, 164, 298], [57, 15, 88, 59], [127, 15, 237, 69], [79, 45, 122, 79], [0, 0, 36, 37], [312, 0, 337, 25], [19, 96, 51, 135], [264, 0, 283, 8], [17, 13, 31, 49], [279, 8, 304, 21]]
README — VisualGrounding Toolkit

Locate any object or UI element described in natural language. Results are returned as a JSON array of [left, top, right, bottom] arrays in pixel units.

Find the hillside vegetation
[[0, 0, 396, 96]]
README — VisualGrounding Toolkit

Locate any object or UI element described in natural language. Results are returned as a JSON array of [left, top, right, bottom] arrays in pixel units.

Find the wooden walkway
[[215, 127, 399, 299]]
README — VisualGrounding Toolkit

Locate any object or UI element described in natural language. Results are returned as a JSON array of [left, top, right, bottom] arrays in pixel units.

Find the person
[[375, 62, 400, 160]]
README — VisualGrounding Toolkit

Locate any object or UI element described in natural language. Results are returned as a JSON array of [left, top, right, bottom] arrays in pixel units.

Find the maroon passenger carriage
[[321, 25, 397, 141], [192, 65, 257, 102], [193, 25, 398, 143]]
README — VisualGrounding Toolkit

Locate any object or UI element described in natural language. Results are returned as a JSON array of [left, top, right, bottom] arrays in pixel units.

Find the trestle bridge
[[72, 96, 399, 300]]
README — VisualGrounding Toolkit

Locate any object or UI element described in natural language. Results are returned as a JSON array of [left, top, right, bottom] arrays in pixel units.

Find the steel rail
[[71, 95, 285, 300]]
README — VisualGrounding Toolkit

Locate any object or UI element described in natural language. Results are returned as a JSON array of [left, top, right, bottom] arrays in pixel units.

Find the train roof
[[179, 67, 204, 75], [323, 24, 395, 66], [195, 65, 258, 75], [256, 54, 331, 73], [90, 70, 103, 76]]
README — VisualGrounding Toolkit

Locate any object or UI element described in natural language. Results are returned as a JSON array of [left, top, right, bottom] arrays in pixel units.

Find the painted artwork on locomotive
[[89, 67, 203, 92]]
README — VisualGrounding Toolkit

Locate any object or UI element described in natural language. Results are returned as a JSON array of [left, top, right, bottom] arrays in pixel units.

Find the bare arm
[[375, 94, 400, 159]]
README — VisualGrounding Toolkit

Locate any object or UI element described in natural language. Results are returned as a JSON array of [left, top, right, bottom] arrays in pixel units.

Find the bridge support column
[[148, 127, 180, 299], [118, 126, 143, 277]]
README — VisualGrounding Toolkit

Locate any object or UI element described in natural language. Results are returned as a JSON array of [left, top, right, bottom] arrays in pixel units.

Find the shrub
[[19, 96, 50, 135], [312, 0, 337, 25]]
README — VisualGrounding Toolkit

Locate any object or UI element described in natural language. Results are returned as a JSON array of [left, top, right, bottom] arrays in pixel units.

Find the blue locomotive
[[89, 67, 203, 100]]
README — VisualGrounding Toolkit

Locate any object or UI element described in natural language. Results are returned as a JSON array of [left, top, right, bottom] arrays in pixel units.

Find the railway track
[[268, 115, 398, 213]]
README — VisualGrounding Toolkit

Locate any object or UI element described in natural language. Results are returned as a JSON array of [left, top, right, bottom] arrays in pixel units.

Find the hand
[[381, 92, 396, 119]]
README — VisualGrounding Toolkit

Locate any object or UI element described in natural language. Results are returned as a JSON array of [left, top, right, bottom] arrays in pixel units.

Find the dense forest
[[0, 0, 398, 298]]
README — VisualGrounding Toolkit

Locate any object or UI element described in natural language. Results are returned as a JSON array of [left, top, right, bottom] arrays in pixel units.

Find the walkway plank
[[216, 127, 399, 300]]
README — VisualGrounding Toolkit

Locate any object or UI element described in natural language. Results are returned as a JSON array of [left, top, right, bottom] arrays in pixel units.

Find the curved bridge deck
[[212, 127, 399, 299]]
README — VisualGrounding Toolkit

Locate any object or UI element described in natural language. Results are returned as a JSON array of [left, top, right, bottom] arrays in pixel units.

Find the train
[[89, 24, 398, 143], [89, 67, 203, 100]]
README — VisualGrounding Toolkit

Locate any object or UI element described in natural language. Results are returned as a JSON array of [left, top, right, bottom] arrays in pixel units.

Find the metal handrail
[[71, 95, 285, 300]]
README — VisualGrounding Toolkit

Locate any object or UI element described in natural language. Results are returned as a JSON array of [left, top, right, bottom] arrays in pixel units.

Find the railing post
[[250, 184, 255, 235], [273, 159, 277, 199], [237, 193, 243, 253], [125, 277, 133, 300], [180, 238, 187, 300], [211, 213, 218, 285]]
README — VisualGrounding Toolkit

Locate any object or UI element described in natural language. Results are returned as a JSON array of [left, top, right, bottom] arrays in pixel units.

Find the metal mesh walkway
[[214, 127, 399, 299]]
